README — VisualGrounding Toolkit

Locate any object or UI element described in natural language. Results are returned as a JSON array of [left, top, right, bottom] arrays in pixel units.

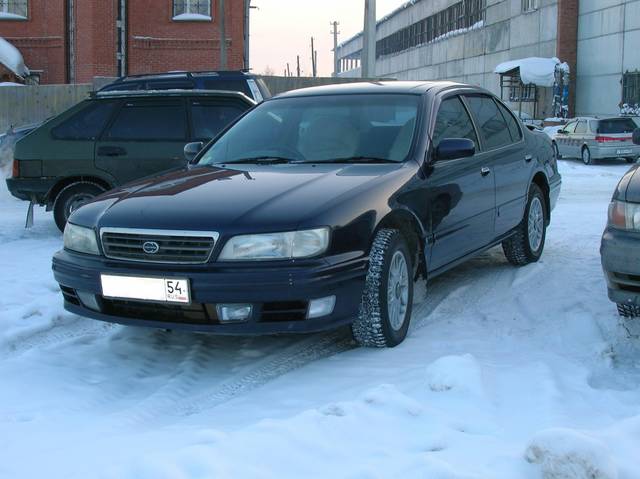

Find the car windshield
[[198, 94, 420, 165]]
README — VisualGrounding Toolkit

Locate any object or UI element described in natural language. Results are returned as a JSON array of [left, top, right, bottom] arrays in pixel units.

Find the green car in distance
[[6, 90, 255, 231]]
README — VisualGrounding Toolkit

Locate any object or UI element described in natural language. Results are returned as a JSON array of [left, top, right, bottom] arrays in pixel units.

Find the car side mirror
[[184, 142, 204, 163], [633, 128, 640, 146], [557, 129, 567, 135], [434, 138, 475, 162]]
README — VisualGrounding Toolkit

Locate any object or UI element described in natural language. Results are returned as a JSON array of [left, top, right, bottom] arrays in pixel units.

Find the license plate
[[617, 149, 633, 155], [101, 274, 190, 304]]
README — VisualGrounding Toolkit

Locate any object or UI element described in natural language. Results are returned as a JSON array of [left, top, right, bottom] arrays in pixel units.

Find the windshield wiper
[[320, 156, 398, 164], [221, 156, 299, 165]]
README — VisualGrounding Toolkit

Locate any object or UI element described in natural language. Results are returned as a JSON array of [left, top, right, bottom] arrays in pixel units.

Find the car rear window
[[52, 101, 118, 140], [597, 118, 637, 134]]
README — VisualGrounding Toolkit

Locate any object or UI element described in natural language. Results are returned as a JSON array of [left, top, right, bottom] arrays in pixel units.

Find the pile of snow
[[495, 57, 565, 87], [0, 36, 29, 78], [0, 81, 23, 87], [172, 13, 211, 21], [425, 354, 484, 395], [525, 428, 617, 479]]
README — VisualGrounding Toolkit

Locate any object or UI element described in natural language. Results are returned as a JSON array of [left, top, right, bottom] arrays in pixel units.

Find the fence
[[0, 76, 390, 132]]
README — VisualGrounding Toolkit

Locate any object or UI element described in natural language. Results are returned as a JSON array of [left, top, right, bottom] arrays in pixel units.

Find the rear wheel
[[352, 229, 414, 348], [502, 184, 547, 266], [582, 146, 592, 165], [53, 182, 105, 232], [617, 303, 640, 318]]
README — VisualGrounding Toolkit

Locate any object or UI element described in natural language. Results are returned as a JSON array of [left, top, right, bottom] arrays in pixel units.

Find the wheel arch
[[46, 175, 114, 210], [374, 208, 427, 279], [530, 171, 551, 225]]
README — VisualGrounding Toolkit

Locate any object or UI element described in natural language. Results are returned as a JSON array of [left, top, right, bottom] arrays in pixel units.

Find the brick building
[[0, 0, 248, 85]]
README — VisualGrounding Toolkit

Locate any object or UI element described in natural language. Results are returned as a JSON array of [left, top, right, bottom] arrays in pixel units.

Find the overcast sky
[[249, 0, 404, 77]]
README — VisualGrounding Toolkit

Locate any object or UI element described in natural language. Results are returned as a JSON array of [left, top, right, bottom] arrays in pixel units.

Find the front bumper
[[5, 177, 57, 203], [601, 227, 640, 306], [52, 250, 367, 334], [591, 145, 640, 160]]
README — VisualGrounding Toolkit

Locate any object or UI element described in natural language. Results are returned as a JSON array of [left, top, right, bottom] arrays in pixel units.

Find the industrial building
[[337, 0, 640, 118]]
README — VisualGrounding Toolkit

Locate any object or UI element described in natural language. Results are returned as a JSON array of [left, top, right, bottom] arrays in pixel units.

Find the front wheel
[[502, 184, 547, 266], [582, 146, 592, 165], [352, 229, 414, 348], [53, 182, 105, 232]]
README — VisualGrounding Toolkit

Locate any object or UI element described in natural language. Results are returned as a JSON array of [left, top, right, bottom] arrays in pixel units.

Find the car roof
[[273, 80, 473, 99], [110, 70, 257, 83], [92, 89, 256, 104]]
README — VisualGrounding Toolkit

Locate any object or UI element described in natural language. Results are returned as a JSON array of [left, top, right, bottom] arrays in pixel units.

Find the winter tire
[[53, 182, 105, 232], [617, 303, 640, 318], [581, 146, 592, 165], [352, 228, 414, 348], [502, 183, 547, 266]]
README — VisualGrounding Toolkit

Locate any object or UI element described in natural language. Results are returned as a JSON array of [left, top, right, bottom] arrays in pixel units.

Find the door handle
[[525, 154, 533, 163], [480, 167, 491, 177], [98, 146, 126, 157]]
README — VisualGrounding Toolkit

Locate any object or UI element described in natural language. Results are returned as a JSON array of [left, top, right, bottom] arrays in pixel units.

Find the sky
[[249, 0, 404, 77]]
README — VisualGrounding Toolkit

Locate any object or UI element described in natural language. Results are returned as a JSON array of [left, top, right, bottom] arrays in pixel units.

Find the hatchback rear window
[[597, 118, 637, 134], [52, 101, 118, 140]]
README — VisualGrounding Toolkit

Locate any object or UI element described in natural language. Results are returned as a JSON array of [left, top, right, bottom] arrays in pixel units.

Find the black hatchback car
[[53, 82, 561, 347]]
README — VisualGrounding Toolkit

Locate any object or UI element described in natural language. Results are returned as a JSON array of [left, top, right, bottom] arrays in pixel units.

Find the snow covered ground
[[1, 160, 639, 479]]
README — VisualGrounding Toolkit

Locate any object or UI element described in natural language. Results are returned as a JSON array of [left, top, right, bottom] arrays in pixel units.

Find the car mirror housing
[[633, 128, 640, 146], [557, 129, 567, 135], [184, 142, 204, 163], [434, 138, 475, 162]]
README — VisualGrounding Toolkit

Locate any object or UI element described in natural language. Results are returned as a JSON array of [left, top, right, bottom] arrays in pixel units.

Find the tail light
[[12, 159, 19, 178], [596, 136, 631, 143]]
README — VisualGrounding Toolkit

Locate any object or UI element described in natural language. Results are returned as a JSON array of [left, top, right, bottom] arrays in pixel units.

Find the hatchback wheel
[[502, 184, 547, 266], [352, 229, 414, 348], [617, 303, 640, 318], [53, 182, 105, 232], [582, 146, 592, 165]]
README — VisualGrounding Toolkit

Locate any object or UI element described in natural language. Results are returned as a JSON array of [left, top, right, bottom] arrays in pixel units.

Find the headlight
[[63, 223, 100, 255], [608, 200, 640, 231], [219, 227, 329, 261]]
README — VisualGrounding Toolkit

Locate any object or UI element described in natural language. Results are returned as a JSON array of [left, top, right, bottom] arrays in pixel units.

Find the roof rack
[[109, 70, 254, 84], [90, 89, 256, 104]]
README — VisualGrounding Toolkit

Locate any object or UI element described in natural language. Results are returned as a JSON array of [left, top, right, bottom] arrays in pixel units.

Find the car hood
[[71, 163, 408, 232]]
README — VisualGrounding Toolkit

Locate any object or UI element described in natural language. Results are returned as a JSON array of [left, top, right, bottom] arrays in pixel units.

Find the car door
[[572, 120, 588, 156], [469, 96, 531, 236], [188, 97, 250, 143], [95, 98, 189, 185], [426, 94, 496, 271], [557, 121, 577, 158]]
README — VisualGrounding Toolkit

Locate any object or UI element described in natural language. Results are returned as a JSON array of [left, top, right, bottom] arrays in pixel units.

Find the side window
[[190, 100, 247, 140], [105, 101, 187, 141], [563, 122, 577, 134], [464, 95, 512, 150], [496, 101, 523, 142], [52, 101, 118, 140], [432, 96, 478, 149], [574, 121, 587, 134]]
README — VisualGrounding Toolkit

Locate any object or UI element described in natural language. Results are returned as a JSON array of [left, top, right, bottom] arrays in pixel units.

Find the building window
[[622, 71, 640, 108], [0, 0, 28, 19], [173, 0, 211, 20], [375, 0, 486, 58], [522, 0, 538, 13]]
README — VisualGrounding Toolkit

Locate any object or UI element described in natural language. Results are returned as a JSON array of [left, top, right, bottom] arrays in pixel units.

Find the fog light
[[216, 304, 253, 322], [307, 296, 336, 319], [77, 291, 101, 312]]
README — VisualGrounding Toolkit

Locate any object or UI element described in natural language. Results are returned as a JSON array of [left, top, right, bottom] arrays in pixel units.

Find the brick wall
[[556, 0, 579, 117], [127, 0, 244, 75], [0, 0, 245, 84], [0, 0, 67, 84]]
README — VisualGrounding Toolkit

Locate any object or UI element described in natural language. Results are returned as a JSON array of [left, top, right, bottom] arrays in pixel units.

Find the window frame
[[172, 0, 212, 20], [0, 0, 28, 19], [101, 98, 189, 143], [461, 94, 515, 152], [622, 70, 640, 107], [573, 120, 587, 135], [522, 0, 538, 13], [431, 94, 481, 153]]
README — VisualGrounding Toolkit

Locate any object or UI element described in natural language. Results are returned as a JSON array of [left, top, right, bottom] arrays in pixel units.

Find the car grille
[[100, 228, 219, 264]]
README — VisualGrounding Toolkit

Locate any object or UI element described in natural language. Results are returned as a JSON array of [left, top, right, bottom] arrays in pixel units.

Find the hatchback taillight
[[12, 159, 19, 178], [596, 135, 631, 143]]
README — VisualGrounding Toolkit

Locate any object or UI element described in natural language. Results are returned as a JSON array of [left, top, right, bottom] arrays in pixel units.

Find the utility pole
[[310, 37, 317, 77], [219, 0, 227, 69], [331, 21, 340, 77], [361, 0, 376, 78], [286, 63, 291, 77], [296, 55, 301, 77]]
